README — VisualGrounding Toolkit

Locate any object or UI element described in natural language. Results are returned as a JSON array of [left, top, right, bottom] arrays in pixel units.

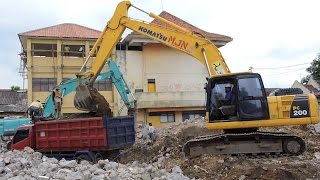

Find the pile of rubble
[[0, 147, 190, 180], [120, 117, 320, 179], [2, 116, 320, 179]]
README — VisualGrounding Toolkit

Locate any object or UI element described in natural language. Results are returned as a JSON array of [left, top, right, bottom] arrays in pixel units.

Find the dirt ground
[[120, 119, 320, 180]]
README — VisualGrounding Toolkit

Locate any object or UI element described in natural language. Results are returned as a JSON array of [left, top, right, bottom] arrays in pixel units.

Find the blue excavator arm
[[43, 60, 136, 118]]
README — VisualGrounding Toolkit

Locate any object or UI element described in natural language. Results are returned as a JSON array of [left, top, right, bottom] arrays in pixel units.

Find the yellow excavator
[[74, 1, 319, 156]]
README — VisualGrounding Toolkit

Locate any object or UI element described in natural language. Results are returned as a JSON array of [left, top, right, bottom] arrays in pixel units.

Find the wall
[[26, 38, 115, 114], [143, 44, 208, 92], [291, 80, 310, 94], [308, 77, 320, 90]]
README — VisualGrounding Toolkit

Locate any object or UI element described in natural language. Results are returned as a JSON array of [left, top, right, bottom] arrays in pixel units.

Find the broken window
[[32, 78, 57, 92], [32, 43, 57, 57], [62, 45, 85, 57]]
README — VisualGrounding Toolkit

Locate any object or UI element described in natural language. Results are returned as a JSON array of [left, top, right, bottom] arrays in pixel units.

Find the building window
[[94, 79, 112, 91], [62, 45, 85, 57], [32, 43, 57, 57], [148, 79, 156, 92], [89, 45, 100, 57], [116, 44, 143, 51], [149, 111, 175, 123], [182, 110, 205, 121], [32, 78, 56, 92]]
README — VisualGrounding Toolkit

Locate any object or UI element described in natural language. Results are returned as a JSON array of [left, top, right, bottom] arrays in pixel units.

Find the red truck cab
[[11, 124, 35, 150]]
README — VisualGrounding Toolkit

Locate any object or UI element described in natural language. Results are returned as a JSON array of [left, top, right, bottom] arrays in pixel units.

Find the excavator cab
[[207, 72, 270, 122]]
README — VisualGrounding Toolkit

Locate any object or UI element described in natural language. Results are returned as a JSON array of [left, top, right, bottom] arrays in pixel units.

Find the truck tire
[[6, 141, 11, 150], [107, 149, 120, 161], [76, 154, 91, 163]]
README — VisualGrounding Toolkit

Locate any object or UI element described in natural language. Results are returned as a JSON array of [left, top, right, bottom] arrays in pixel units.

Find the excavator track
[[183, 132, 305, 157]]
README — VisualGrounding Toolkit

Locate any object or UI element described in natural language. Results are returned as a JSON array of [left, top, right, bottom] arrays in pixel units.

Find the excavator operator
[[210, 82, 236, 121], [221, 83, 233, 105]]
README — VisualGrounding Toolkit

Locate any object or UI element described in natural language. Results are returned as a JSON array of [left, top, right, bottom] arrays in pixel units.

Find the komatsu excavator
[[74, 1, 319, 156]]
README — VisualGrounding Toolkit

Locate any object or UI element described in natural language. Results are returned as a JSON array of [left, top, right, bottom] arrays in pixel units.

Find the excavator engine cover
[[74, 84, 112, 117]]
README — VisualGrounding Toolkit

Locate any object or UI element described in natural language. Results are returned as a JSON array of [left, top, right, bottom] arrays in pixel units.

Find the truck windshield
[[12, 129, 29, 144]]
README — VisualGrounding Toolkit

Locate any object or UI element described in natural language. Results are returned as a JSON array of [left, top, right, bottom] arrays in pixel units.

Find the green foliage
[[10, 86, 21, 91], [301, 75, 311, 85], [306, 53, 320, 80]]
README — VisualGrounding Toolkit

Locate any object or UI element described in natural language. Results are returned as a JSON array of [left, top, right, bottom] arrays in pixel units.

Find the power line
[[253, 62, 310, 70], [262, 68, 306, 76]]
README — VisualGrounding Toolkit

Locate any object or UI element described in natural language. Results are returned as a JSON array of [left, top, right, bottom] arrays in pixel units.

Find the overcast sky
[[0, 0, 319, 89]]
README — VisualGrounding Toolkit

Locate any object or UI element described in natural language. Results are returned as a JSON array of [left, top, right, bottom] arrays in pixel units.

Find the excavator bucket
[[74, 84, 113, 117], [74, 84, 95, 111]]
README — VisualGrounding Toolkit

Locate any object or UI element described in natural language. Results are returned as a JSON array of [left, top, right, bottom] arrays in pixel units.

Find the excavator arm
[[44, 60, 135, 118], [75, 0, 230, 111]]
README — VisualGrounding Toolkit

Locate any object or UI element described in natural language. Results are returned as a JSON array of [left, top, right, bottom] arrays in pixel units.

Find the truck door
[[11, 128, 31, 150]]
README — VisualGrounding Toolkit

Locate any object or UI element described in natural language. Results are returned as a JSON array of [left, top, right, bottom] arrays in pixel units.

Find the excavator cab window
[[209, 80, 237, 122], [208, 73, 269, 122], [237, 76, 269, 120]]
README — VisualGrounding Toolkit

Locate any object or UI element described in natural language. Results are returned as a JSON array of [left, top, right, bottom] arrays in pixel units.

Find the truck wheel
[[107, 149, 120, 161], [95, 153, 103, 162], [6, 141, 11, 150], [76, 154, 91, 163]]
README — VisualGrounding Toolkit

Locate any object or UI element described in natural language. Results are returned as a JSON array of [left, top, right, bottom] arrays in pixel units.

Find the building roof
[[304, 85, 319, 93], [18, 23, 101, 49], [124, 11, 232, 47], [151, 11, 232, 42], [0, 90, 27, 112], [19, 23, 101, 39]]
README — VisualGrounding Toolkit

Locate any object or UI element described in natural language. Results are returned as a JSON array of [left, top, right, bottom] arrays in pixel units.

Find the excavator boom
[[74, 1, 230, 111]]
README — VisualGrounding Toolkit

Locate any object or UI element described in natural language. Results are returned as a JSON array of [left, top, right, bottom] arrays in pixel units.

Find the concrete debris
[[120, 117, 320, 179], [0, 146, 190, 179], [2, 117, 320, 179]]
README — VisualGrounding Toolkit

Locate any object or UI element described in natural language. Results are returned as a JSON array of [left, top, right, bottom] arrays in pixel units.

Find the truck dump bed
[[35, 116, 135, 152]]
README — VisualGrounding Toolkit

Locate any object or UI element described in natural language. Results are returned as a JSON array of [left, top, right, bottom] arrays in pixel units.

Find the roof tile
[[19, 23, 101, 39], [150, 11, 232, 42], [0, 91, 27, 112]]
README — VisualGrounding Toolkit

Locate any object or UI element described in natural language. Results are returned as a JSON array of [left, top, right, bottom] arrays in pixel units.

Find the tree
[[301, 53, 320, 83], [10, 86, 21, 91], [306, 53, 320, 80], [301, 75, 310, 85]]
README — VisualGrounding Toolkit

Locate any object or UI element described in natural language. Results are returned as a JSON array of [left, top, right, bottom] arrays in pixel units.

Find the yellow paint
[[206, 93, 320, 130], [148, 116, 161, 127], [207, 117, 319, 130], [22, 37, 116, 114], [148, 82, 155, 92]]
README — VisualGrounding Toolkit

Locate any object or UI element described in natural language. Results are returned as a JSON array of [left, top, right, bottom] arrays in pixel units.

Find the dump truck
[[10, 116, 135, 161]]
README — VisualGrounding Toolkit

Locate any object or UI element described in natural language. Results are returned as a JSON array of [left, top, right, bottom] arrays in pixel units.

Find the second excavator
[[74, 1, 319, 156]]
